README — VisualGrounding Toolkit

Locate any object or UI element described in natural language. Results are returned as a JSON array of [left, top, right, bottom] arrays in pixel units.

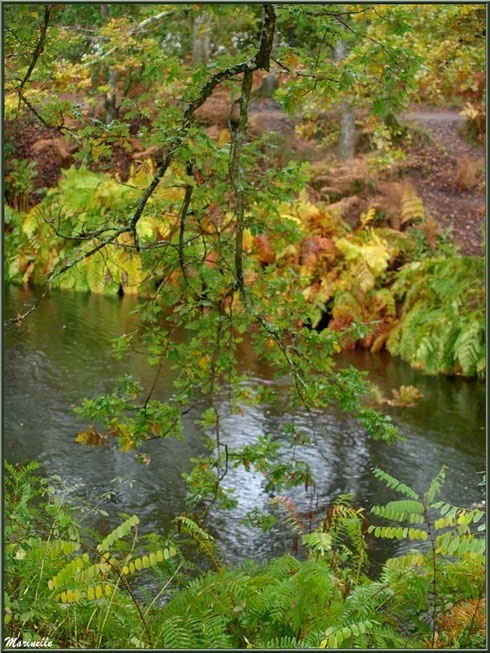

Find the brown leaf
[[254, 234, 275, 265], [194, 168, 205, 187], [76, 425, 108, 447], [139, 453, 151, 466]]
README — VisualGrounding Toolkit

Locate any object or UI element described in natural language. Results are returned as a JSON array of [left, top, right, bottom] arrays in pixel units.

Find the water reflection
[[4, 286, 485, 569]]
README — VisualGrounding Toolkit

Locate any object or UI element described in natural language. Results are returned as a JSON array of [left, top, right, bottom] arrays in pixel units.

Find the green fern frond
[[371, 468, 420, 499], [319, 619, 379, 648], [424, 465, 447, 504], [98, 514, 140, 553], [368, 525, 427, 540], [385, 552, 424, 570]]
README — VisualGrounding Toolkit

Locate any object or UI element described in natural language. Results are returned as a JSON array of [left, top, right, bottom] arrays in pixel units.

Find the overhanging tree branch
[[18, 4, 50, 94], [5, 5, 277, 327], [129, 4, 276, 247]]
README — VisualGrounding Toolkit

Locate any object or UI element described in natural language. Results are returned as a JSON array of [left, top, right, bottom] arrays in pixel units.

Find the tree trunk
[[260, 28, 278, 98], [334, 40, 355, 161], [100, 5, 117, 124], [192, 13, 211, 66], [104, 67, 117, 124]]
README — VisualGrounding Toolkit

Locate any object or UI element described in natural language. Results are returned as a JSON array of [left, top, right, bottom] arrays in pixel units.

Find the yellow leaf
[[198, 356, 209, 370], [76, 425, 108, 447], [122, 437, 133, 452], [218, 128, 230, 147]]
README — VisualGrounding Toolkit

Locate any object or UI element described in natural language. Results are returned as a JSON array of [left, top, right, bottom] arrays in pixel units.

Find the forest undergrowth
[[4, 461, 486, 649]]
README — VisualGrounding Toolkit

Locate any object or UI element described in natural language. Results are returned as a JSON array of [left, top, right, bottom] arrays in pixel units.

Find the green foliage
[[407, 5, 485, 104], [4, 4, 486, 648], [5, 159, 37, 211], [367, 465, 485, 649], [387, 256, 485, 376], [155, 466, 485, 649], [5, 462, 486, 649], [4, 462, 179, 648]]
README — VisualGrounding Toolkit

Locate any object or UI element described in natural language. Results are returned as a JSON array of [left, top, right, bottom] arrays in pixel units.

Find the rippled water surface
[[4, 286, 486, 570]]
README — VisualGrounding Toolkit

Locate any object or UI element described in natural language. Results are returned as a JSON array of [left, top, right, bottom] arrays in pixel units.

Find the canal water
[[4, 286, 485, 571]]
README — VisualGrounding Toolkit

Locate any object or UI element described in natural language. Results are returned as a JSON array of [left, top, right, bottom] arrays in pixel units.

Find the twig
[[18, 4, 50, 93], [178, 182, 194, 286], [229, 68, 253, 294], [130, 10, 176, 35], [142, 562, 183, 619], [272, 57, 339, 84], [462, 578, 485, 647], [4, 287, 49, 326], [424, 505, 438, 648], [143, 357, 164, 410]]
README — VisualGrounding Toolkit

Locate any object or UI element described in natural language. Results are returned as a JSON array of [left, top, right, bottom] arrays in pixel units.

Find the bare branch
[[130, 9, 175, 35]]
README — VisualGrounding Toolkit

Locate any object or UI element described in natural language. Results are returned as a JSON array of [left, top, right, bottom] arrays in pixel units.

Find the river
[[4, 286, 485, 572]]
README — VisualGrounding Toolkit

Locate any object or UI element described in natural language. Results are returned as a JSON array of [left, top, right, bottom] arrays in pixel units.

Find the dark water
[[4, 286, 486, 571]]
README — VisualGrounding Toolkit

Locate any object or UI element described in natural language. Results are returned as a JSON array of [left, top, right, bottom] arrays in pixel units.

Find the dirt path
[[401, 105, 485, 256]]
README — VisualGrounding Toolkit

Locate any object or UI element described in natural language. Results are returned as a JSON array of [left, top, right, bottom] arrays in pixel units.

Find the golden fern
[[401, 185, 425, 224]]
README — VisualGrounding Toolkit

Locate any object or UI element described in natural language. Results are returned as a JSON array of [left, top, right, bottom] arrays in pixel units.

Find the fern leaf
[[401, 185, 425, 224], [98, 515, 140, 553], [385, 553, 424, 570], [424, 465, 447, 503], [85, 252, 106, 293], [270, 496, 305, 534], [371, 468, 419, 499]]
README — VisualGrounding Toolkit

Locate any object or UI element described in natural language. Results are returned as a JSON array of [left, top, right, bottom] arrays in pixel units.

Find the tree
[[5, 3, 432, 521], [334, 37, 355, 161]]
